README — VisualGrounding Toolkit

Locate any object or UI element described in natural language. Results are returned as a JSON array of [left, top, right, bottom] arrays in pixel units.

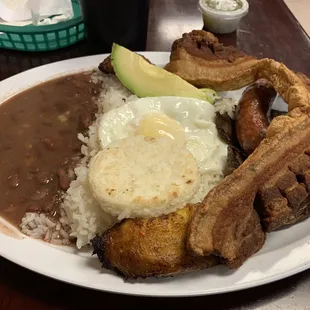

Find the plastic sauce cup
[[198, 0, 249, 34]]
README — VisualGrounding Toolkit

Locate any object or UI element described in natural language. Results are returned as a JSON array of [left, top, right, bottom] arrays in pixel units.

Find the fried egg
[[95, 96, 228, 205]]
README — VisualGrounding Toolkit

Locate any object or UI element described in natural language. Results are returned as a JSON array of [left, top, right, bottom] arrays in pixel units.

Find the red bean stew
[[0, 72, 100, 226]]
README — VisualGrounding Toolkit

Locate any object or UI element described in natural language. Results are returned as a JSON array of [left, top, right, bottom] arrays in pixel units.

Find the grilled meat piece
[[188, 107, 310, 268], [215, 111, 237, 146], [214, 112, 246, 176], [91, 205, 218, 279], [99, 54, 152, 75], [98, 55, 115, 74], [225, 146, 245, 177]]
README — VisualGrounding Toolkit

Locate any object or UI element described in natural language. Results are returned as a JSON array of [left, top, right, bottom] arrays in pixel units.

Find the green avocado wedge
[[111, 43, 218, 104]]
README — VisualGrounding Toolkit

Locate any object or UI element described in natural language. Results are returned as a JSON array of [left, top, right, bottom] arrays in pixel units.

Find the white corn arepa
[[88, 135, 201, 219]]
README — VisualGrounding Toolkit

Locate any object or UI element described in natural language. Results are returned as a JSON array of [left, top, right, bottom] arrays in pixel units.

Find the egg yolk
[[137, 113, 186, 144]]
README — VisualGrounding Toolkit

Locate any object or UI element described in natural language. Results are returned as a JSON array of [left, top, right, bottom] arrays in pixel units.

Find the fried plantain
[[91, 205, 218, 279]]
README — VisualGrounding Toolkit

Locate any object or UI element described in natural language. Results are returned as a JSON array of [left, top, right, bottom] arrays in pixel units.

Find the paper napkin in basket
[[0, 0, 73, 26]]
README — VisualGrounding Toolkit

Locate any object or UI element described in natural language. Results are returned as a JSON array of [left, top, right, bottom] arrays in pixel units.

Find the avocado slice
[[111, 43, 217, 103]]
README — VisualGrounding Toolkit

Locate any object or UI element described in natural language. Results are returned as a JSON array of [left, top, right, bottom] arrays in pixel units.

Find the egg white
[[97, 96, 228, 202]]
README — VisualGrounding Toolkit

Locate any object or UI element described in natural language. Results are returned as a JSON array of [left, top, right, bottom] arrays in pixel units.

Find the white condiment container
[[198, 0, 249, 34]]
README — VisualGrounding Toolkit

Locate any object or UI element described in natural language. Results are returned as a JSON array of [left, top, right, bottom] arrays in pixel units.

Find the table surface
[[1, 0, 310, 309], [284, 0, 310, 37]]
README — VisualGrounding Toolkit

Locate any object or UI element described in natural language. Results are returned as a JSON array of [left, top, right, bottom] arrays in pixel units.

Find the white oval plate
[[0, 52, 309, 297]]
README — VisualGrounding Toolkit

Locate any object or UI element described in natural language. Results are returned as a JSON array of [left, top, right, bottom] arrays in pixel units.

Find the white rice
[[61, 73, 139, 248], [20, 70, 236, 249], [91, 72, 138, 114], [20, 208, 71, 246]]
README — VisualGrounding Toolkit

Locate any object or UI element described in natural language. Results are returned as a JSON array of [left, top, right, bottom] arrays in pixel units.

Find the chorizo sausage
[[236, 79, 277, 155]]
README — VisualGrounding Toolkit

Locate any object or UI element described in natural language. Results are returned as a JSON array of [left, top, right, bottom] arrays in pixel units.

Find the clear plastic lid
[[198, 0, 249, 20]]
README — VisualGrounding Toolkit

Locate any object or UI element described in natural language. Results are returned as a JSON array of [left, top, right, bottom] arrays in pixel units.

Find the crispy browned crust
[[91, 205, 218, 279], [164, 30, 310, 110], [98, 55, 115, 74], [164, 30, 260, 91], [98, 54, 152, 75], [188, 107, 310, 266], [257, 60, 310, 111], [297, 72, 310, 92], [255, 129, 310, 231]]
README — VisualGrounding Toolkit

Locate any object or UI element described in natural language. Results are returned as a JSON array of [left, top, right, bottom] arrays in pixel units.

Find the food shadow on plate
[[78, 239, 237, 283], [271, 214, 310, 233], [50, 242, 116, 276], [76, 194, 310, 283], [84, 224, 310, 284], [257, 216, 310, 254], [78, 247, 117, 276], [123, 265, 236, 284]]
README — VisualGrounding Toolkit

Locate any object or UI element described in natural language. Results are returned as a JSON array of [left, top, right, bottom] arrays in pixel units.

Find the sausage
[[235, 79, 277, 155]]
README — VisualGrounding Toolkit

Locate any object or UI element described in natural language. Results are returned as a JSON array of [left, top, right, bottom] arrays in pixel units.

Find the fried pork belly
[[255, 111, 310, 231], [164, 30, 310, 110], [91, 205, 217, 279], [164, 30, 260, 91], [257, 59, 310, 111], [297, 72, 310, 93], [188, 107, 310, 267]]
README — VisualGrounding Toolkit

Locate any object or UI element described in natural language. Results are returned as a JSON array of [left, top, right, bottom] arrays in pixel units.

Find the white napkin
[[0, 0, 73, 26]]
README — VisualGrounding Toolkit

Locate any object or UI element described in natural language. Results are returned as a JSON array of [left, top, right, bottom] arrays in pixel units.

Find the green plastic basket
[[0, 0, 85, 52]]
